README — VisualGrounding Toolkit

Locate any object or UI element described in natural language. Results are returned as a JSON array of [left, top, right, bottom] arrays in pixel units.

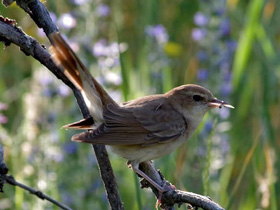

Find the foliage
[[0, 0, 280, 209]]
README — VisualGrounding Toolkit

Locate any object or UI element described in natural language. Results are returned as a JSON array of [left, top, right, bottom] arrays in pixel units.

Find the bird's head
[[167, 84, 234, 125]]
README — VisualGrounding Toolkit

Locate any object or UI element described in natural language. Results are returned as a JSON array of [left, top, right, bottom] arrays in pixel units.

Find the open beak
[[208, 98, 235, 109]]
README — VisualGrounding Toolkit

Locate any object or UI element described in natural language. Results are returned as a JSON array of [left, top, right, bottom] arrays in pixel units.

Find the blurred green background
[[0, 0, 280, 209]]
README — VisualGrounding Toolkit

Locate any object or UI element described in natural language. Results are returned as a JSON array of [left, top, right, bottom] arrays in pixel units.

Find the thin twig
[[5, 176, 73, 210]]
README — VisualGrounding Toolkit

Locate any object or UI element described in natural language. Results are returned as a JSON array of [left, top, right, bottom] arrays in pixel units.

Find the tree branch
[[0, 2, 225, 209]]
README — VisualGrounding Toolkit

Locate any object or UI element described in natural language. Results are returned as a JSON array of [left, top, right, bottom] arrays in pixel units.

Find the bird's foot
[[155, 182, 176, 209]]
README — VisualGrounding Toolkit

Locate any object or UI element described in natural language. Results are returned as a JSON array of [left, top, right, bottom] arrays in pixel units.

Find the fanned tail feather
[[49, 32, 118, 123]]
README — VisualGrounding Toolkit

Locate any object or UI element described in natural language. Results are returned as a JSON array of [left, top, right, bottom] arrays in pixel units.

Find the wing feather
[[72, 98, 187, 145]]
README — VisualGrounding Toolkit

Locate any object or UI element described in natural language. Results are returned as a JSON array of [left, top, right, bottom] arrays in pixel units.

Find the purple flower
[[194, 12, 209, 26], [46, 151, 64, 162], [223, 70, 232, 82], [197, 68, 208, 81], [58, 84, 70, 97], [219, 19, 231, 36], [197, 51, 208, 61], [42, 88, 53, 97], [62, 192, 74, 205], [38, 73, 53, 86], [220, 135, 230, 154], [0, 114, 8, 124], [204, 121, 213, 132], [57, 13, 77, 29], [226, 40, 237, 52], [220, 83, 232, 96], [92, 40, 127, 65], [37, 28, 45, 37], [0, 102, 8, 111], [49, 12, 57, 23], [72, 0, 89, 5], [192, 28, 207, 41], [97, 4, 110, 17], [93, 39, 108, 57], [63, 142, 78, 154], [146, 25, 169, 43], [219, 108, 230, 119]]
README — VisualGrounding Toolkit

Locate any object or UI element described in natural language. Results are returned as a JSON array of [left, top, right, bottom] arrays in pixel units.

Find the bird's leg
[[131, 165, 165, 192], [132, 165, 166, 208], [128, 162, 174, 207]]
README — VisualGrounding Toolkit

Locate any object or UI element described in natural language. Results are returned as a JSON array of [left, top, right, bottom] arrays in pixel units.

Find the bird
[[49, 32, 234, 198]]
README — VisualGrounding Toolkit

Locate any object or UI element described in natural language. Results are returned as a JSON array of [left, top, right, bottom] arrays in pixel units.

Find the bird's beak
[[208, 98, 235, 109]]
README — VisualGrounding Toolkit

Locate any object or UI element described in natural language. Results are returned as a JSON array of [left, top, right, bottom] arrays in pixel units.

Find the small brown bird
[[49, 32, 234, 195]]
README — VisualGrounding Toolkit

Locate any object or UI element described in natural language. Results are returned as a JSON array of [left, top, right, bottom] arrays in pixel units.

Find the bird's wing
[[72, 100, 187, 146], [49, 32, 117, 122]]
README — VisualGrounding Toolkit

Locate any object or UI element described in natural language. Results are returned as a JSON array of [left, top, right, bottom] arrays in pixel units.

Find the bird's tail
[[49, 32, 116, 123]]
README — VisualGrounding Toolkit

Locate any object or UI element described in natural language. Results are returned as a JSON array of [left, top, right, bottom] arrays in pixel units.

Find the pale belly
[[107, 134, 187, 164]]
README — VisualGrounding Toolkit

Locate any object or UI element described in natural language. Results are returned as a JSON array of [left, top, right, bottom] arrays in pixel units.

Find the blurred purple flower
[[93, 40, 127, 65], [38, 74, 53, 86], [97, 4, 110, 17], [219, 61, 230, 72], [58, 84, 70, 97], [57, 13, 77, 29], [219, 108, 230, 119], [0, 102, 8, 111], [205, 121, 213, 132], [220, 135, 230, 154], [49, 12, 57, 23], [42, 88, 53, 97], [226, 40, 237, 52], [223, 70, 232, 82], [146, 25, 169, 43], [93, 39, 107, 57], [192, 28, 207, 41], [0, 114, 8, 124], [194, 12, 209, 26], [197, 50, 208, 61], [62, 192, 74, 205], [109, 42, 120, 56], [219, 19, 231, 36], [37, 28, 45, 37], [197, 68, 208, 81], [47, 152, 64, 162], [72, 0, 89, 5], [220, 83, 232, 96], [63, 142, 78, 154], [198, 120, 213, 140]]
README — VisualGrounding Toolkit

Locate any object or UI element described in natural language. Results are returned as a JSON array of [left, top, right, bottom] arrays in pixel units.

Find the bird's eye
[[193, 95, 202, 102]]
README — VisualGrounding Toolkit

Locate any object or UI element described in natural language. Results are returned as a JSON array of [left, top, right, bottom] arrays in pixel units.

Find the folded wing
[[72, 99, 187, 146]]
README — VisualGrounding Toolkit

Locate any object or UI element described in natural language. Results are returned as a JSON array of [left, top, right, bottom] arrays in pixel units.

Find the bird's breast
[[107, 133, 188, 164]]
